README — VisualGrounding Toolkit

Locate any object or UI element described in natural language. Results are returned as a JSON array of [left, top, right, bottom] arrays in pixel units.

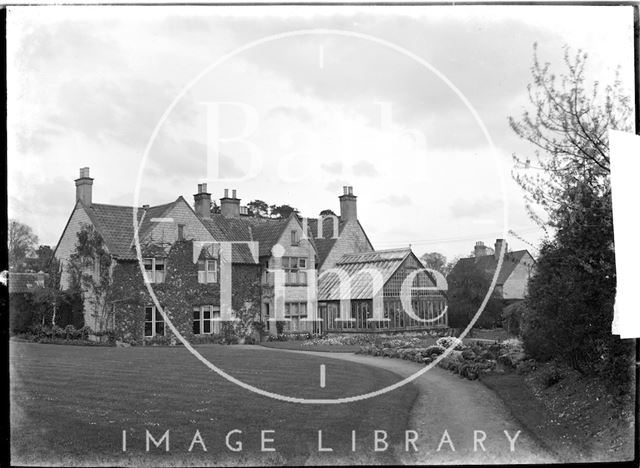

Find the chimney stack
[[75, 167, 93, 206], [474, 241, 486, 258], [339, 185, 357, 221], [194, 183, 212, 219], [220, 188, 240, 218], [494, 239, 507, 260]]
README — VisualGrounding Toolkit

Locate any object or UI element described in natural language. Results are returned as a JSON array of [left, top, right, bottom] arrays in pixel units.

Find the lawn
[[10, 341, 417, 466]]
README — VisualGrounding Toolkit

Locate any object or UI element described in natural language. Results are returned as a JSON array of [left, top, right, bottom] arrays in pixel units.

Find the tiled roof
[[136, 201, 178, 242], [84, 203, 146, 260], [8, 272, 48, 294], [251, 218, 291, 257], [200, 214, 315, 260], [318, 248, 412, 300], [200, 216, 257, 264], [448, 250, 530, 285]]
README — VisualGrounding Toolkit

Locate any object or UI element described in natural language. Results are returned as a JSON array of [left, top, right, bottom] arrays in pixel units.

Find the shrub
[[79, 325, 92, 340], [64, 325, 77, 340], [424, 345, 445, 356], [500, 338, 524, 354], [436, 336, 463, 350], [539, 365, 563, 388], [145, 335, 171, 346], [502, 301, 526, 336]]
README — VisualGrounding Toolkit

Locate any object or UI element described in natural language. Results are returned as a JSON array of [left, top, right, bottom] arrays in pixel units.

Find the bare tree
[[509, 44, 632, 230]]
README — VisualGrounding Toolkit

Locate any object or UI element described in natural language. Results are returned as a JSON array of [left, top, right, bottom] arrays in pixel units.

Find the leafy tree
[[8, 219, 38, 271], [319, 209, 337, 217], [447, 262, 504, 329], [25, 245, 54, 272], [510, 46, 633, 395], [420, 252, 448, 274], [247, 199, 269, 217], [210, 200, 221, 215], [269, 204, 299, 219]]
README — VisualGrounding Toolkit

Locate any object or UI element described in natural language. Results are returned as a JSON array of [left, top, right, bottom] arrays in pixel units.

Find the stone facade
[[319, 220, 373, 272], [54, 203, 92, 290]]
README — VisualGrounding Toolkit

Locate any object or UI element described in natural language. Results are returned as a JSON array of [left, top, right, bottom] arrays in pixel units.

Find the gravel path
[[255, 347, 558, 465]]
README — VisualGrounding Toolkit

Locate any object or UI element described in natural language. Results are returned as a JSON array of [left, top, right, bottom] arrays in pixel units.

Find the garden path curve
[[250, 346, 558, 465]]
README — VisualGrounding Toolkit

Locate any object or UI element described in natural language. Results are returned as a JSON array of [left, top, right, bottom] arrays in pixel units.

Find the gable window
[[193, 305, 221, 335], [282, 257, 307, 285], [198, 259, 218, 284], [144, 258, 165, 283], [291, 230, 300, 246], [144, 305, 165, 338]]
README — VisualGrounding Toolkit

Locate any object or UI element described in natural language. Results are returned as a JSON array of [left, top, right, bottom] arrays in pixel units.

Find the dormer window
[[291, 230, 300, 246], [143, 258, 165, 283]]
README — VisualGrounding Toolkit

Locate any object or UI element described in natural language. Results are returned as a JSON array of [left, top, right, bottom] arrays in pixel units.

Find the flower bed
[[357, 336, 535, 381]]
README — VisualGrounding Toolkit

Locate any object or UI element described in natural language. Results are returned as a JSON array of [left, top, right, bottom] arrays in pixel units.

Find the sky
[[6, 5, 635, 261]]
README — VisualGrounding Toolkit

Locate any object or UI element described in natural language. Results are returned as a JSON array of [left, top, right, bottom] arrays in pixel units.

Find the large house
[[448, 239, 536, 302], [52, 167, 447, 342]]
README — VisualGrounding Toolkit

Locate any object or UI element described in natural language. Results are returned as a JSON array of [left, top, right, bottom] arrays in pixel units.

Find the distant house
[[448, 239, 535, 303], [52, 167, 447, 342], [8, 272, 48, 294]]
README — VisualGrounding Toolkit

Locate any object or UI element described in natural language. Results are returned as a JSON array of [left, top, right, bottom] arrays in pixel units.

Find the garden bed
[[481, 362, 635, 463]]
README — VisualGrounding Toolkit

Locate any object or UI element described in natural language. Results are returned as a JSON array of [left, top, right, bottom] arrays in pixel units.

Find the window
[[291, 230, 300, 246], [193, 305, 221, 334], [144, 258, 165, 283], [198, 259, 218, 284], [285, 302, 308, 332], [144, 306, 165, 338], [282, 257, 307, 285]]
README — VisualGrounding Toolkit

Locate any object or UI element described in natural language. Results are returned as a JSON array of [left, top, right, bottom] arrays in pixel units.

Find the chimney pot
[[494, 239, 507, 260], [75, 167, 94, 205], [194, 184, 212, 219], [221, 189, 241, 218], [339, 186, 357, 221], [142, 204, 149, 210]]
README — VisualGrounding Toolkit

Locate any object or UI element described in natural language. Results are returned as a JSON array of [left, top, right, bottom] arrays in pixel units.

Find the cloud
[[352, 160, 378, 177], [321, 161, 343, 174], [449, 197, 501, 218], [377, 194, 413, 206]]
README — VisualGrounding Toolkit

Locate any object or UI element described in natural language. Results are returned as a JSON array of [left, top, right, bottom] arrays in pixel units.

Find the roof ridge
[[91, 200, 176, 210], [347, 247, 411, 254]]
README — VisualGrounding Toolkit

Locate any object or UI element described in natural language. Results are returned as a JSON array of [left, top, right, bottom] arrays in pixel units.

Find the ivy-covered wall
[[107, 239, 261, 344]]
